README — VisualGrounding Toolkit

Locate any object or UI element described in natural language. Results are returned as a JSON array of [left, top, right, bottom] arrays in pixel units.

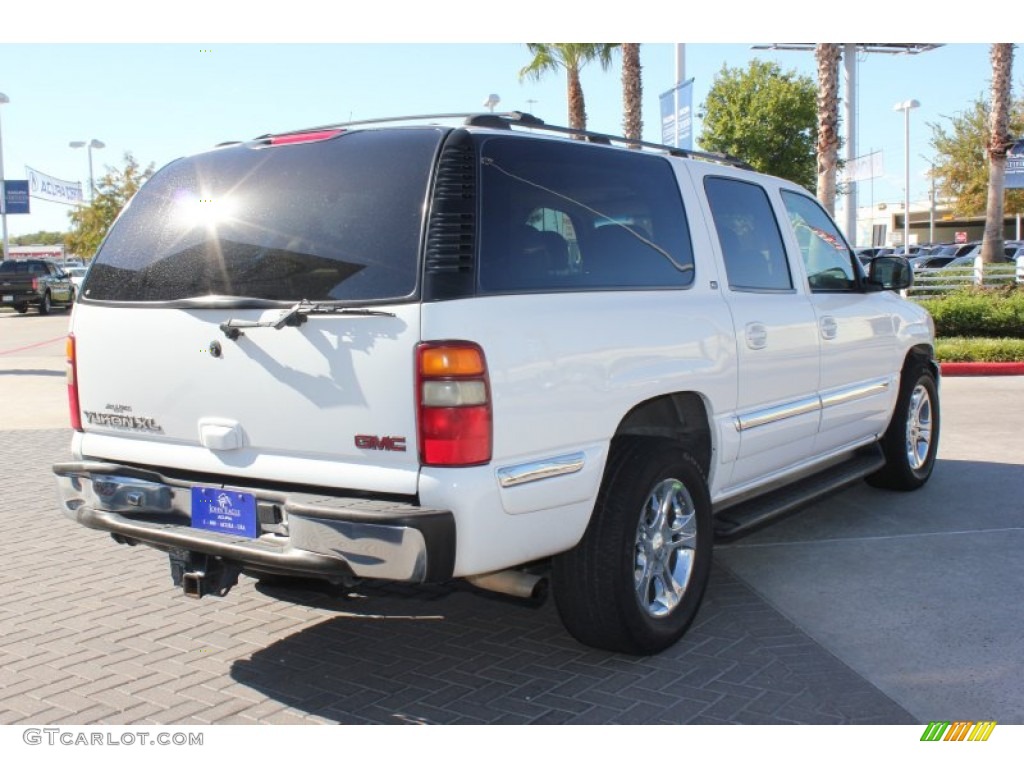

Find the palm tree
[[621, 43, 642, 145], [519, 44, 617, 133], [815, 44, 841, 216], [980, 43, 1015, 264]]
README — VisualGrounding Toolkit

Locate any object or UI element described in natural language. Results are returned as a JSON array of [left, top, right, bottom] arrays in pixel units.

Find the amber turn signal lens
[[419, 346, 485, 377]]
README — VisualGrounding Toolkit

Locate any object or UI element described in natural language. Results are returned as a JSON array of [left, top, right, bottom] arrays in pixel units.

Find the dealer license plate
[[2, 295, 12, 302], [191, 487, 258, 539]]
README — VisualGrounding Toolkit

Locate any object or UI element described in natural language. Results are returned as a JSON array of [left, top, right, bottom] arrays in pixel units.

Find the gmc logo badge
[[354, 434, 407, 452]]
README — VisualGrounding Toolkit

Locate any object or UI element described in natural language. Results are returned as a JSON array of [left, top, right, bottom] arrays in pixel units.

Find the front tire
[[867, 365, 939, 491], [552, 438, 712, 655]]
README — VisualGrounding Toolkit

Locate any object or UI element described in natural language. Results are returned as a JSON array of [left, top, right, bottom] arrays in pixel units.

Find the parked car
[[942, 250, 1016, 269], [855, 246, 895, 259], [931, 242, 980, 259], [0, 259, 76, 314], [893, 246, 923, 257], [66, 266, 89, 291], [911, 255, 956, 272], [53, 111, 938, 655]]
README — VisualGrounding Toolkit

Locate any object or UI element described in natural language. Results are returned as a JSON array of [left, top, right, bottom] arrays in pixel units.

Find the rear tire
[[867, 365, 939, 491], [38, 292, 51, 315], [14, 303, 28, 314], [552, 437, 712, 655]]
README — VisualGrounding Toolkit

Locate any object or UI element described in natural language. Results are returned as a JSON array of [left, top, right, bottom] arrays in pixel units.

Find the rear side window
[[85, 128, 444, 303], [704, 177, 792, 291], [478, 137, 694, 292]]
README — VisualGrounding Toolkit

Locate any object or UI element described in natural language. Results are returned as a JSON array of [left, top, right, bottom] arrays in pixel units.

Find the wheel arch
[[905, 343, 939, 381], [613, 392, 713, 479]]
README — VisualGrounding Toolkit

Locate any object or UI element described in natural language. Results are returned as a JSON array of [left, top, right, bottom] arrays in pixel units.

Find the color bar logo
[[920, 721, 997, 741]]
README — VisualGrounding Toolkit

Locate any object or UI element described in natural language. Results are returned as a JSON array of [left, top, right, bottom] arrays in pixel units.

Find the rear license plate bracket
[[191, 487, 259, 539]]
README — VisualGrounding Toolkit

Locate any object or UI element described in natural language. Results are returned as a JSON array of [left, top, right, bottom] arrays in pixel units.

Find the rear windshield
[[85, 128, 444, 303], [0, 261, 49, 274]]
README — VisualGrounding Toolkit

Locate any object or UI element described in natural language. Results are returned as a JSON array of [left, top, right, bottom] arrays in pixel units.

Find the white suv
[[55, 113, 938, 654]]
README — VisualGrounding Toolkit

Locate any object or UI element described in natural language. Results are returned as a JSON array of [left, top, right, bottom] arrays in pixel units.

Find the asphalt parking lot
[[1, 310, 1022, 725]]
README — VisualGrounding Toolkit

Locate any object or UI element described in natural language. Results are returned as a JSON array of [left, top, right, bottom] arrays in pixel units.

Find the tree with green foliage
[[699, 60, 817, 189], [12, 230, 66, 246], [519, 44, 618, 133], [930, 95, 1024, 220], [65, 152, 154, 260]]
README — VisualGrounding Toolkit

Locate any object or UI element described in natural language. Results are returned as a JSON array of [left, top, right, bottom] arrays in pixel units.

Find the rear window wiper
[[220, 300, 396, 340]]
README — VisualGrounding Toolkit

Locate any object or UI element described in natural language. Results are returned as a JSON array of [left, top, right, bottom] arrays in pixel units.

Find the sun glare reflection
[[175, 193, 239, 229]]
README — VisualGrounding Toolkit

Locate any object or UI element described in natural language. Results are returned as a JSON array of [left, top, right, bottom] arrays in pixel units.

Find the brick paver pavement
[[0, 429, 914, 725]]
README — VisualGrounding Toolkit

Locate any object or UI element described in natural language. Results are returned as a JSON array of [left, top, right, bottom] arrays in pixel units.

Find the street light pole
[[920, 155, 936, 244], [893, 99, 920, 251], [0, 92, 9, 261], [69, 138, 105, 202]]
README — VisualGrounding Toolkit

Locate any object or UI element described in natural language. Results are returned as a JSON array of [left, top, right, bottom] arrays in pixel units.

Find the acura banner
[[659, 78, 694, 151], [25, 166, 84, 205], [1007, 139, 1024, 189]]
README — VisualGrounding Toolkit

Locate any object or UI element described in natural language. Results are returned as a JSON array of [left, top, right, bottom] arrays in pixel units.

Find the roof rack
[[254, 112, 752, 171]]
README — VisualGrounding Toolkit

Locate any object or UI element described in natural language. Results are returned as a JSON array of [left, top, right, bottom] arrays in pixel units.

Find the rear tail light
[[66, 334, 82, 431], [32, 277, 39, 291], [416, 342, 492, 466]]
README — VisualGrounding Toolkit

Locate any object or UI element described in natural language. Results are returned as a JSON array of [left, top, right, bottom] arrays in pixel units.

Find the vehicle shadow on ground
[[230, 564, 914, 725]]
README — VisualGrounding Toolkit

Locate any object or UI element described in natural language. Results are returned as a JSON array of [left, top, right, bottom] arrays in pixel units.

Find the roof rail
[[254, 111, 752, 170], [489, 112, 752, 170], [255, 113, 503, 139]]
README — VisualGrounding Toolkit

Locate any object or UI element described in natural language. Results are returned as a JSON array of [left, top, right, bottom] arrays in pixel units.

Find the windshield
[[84, 128, 444, 303]]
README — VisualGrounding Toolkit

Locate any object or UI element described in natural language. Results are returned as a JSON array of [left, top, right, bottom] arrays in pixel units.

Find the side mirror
[[868, 255, 912, 291]]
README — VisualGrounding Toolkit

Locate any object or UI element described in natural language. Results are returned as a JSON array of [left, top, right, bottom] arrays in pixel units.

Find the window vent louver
[[423, 130, 477, 300]]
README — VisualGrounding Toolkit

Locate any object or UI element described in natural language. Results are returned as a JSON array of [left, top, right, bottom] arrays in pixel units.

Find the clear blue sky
[[0, 5, 1018, 238]]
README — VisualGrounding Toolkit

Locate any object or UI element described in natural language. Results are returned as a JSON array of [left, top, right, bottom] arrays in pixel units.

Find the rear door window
[[704, 177, 793, 291], [85, 128, 445, 304], [478, 137, 694, 292]]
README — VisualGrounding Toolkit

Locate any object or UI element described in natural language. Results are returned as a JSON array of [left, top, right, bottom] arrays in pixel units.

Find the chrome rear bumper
[[53, 461, 455, 583]]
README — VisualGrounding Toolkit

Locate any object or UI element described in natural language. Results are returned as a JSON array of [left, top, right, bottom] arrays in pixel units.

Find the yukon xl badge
[[354, 434, 407, 452], [83, 404, 163, 433]]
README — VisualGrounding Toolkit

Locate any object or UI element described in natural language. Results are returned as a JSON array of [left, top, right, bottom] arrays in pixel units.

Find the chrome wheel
[[905, 384, 933, 471], [634, 478, 698, 618], [553, 439, 712, 654]]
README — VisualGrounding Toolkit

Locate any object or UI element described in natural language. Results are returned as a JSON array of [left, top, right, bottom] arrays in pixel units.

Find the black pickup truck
[[0, 259, 76, 314]]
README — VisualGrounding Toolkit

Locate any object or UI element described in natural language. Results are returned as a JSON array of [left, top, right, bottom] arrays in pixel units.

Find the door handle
[[820, 316, 838, 340], [745, 322, 768, 350]]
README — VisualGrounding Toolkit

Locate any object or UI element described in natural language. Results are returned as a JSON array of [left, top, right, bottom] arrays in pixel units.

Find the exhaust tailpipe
[[466, 570, 548, 602]]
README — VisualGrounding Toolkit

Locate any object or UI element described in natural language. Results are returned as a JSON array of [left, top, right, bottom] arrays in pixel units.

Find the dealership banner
[[3, 180, 30, 214], [25, 166, 84, 205], [842, 150, 884, 184], [1006, 139, 1024, 189], [659, 78, 694, 151]]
